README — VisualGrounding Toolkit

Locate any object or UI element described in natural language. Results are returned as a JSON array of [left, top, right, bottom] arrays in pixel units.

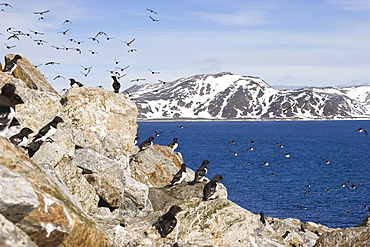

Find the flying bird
[[53, 75, 65, 80], [63, 19, 73, 25], [149, 68, 160, 74], [123, 38, 135, 46], [4, 42, 16, 49], [29, 29, 44, 35], [131, 78, 146, 83], [355, 128, 368, 135], [58, 28, 70, 35], [146, 8, 157, 14], [0, 3, 14, 8], [115, 65, 130, 71], [33, 10, 49, 15], [88, 37, 99, 43], [149, 16, 159, 22], [45, 61, 60, 65]]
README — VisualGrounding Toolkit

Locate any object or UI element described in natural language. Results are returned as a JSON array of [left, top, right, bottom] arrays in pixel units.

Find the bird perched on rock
[[0, 105, 15, 137], [2, 54, 22, 74], [26, 116, 63, 157], [281, 230, 290, 239], [203, 174, 223, 201], [189, 160, 209, 185], [139, 136, 154, 151], [111, 75, 121, 93], [32, 116, 64, 142], [260, 212, 266, 225], [69, 78, 83, 87], [170, 163, 186, 186], [0, 84, 24, 137], [0, 84, 24, 112], [9, 127, 34, 146], [167, 137, 178, 151], [155, 205, 182, 238]]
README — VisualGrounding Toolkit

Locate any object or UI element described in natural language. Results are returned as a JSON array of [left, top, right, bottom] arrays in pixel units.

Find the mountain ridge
[[126, 72, 370, 120]]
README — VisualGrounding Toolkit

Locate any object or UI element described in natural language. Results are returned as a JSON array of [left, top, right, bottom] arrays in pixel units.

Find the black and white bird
[[167, 137, 178, 151], [2, 54, 22, 74], [69, 78, 83, 87], [281, 230, 290, 239], [26, 116, 63, 158], [203, 174, 223, 201], [32, 116, 64, 142], [155, 205, 182, 238], [0, 83, 24, 137], [259, 212, 266, 225], [170, 163, 187, 186], [0, 105, 15, 137], [139, 136, 154, 151], [111, 75, 121, 93], [189, 160, 209, 185], [355, 128, 368, 135], [9, 127, 34, 146]]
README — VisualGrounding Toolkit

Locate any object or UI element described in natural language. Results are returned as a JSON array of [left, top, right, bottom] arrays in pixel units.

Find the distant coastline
[[137, 117, 370, 122]]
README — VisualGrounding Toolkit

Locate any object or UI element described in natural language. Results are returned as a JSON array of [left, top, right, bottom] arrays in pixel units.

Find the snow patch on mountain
[[126, 72, 370, 120]]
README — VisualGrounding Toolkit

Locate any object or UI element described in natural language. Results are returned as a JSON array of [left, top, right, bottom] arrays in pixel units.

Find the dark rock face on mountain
[[126, 72, 370, 120]]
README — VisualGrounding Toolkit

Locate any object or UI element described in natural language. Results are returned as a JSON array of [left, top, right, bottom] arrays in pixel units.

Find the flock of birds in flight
[[0, 3, 165, 93], [1, 2, 369, 239]]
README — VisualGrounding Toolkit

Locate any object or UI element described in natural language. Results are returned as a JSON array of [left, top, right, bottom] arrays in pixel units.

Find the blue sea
[[137, 120, 370, 229]]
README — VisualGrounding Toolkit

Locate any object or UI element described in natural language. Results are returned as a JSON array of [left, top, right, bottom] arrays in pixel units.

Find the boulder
[[129, 145, 185, 187], [4, 54, 58, 94], [314, 225, 370, 247], [0, 164, 39, 223], [0, 213, 37, 247], [0, 137, 116, 246], [61, 87, 138, 161], [73, 148, 125, 208]]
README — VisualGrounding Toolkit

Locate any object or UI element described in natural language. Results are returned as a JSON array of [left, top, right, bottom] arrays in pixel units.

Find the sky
[[0, 0, 370, 93]]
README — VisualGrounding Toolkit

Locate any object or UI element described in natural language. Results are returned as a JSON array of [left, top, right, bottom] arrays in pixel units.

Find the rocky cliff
[[0, 54, 369, 247]]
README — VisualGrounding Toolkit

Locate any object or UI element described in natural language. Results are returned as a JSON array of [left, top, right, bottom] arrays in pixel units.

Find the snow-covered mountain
[[126, 72, 370, 120]]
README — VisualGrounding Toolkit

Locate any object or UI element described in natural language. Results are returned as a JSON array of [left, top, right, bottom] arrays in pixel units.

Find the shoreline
[[137, 117, 370, 122]]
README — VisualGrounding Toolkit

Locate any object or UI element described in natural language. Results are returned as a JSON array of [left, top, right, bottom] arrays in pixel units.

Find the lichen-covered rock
[[0, 138, 116, 246], [314, 226, 370, 247], [129, 145, 185, 187], [0, 164, 39, 223], [61, 87, 138, 160], [0, 213, 37, 247], [73, 148, 126, 208], [4, 54, 58, 94], [54, 156, 99, 212]]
